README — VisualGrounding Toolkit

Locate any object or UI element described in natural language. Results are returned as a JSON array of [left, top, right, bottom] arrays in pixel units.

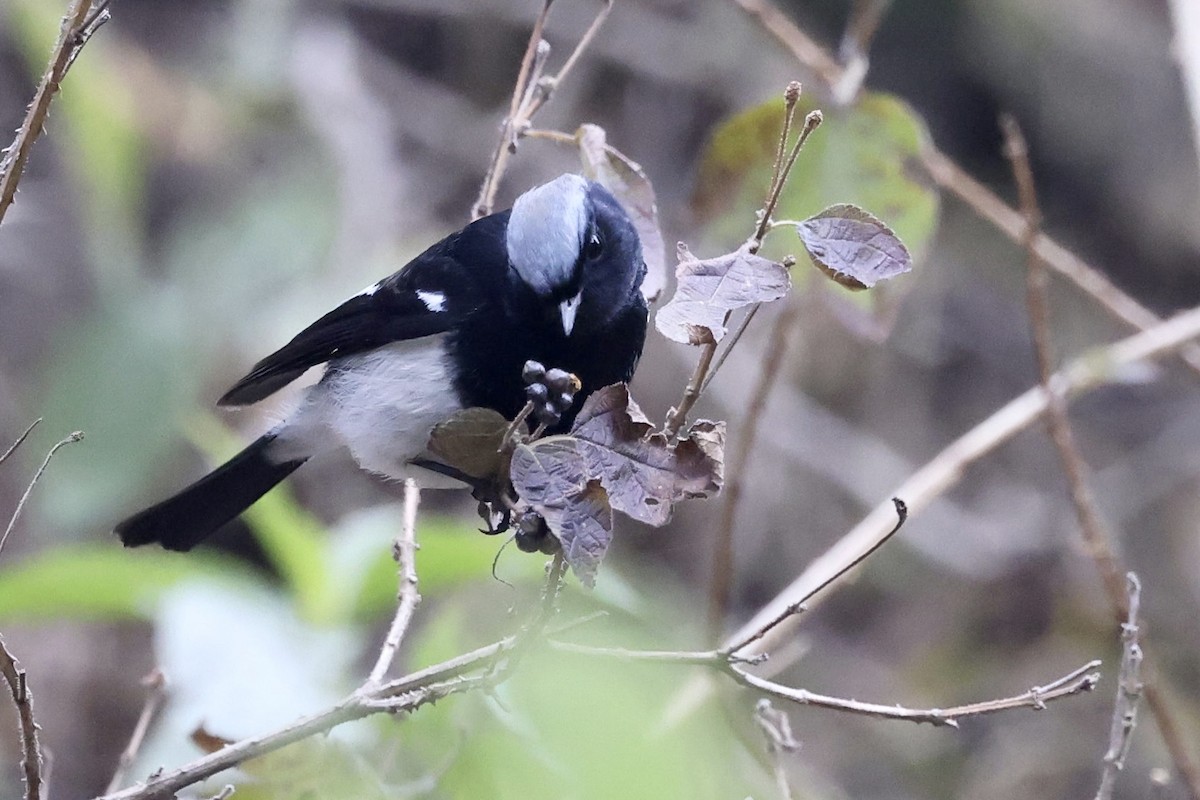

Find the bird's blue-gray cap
[[506, 173, 589, 297]]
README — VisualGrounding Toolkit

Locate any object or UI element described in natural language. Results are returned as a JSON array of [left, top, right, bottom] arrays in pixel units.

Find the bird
[[115, 173, 648, 552]]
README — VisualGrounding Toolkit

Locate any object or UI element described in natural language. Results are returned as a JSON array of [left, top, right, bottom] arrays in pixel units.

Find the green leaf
[[0, 545, 260, 622]]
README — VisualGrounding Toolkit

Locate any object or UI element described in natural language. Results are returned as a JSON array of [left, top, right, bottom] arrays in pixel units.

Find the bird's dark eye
[[583, 232, 603, 260]]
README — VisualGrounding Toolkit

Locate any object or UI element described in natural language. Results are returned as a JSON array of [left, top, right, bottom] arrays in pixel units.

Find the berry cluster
[[521, 360, 580, 428], [514, 509, 560, 554]]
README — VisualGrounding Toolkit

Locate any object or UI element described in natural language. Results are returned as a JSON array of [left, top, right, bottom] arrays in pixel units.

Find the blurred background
[[0, 0, 1198, 798]]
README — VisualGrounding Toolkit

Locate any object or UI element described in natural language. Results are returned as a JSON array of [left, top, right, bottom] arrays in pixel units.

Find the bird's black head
[[505, 174, 646, 337]]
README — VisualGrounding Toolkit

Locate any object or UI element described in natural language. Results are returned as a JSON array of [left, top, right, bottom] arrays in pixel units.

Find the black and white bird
[[116, 174, 648, 551]]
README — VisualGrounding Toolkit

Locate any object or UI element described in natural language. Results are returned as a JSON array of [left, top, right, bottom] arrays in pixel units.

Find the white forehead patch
[[416, 290, 446, 312], [506, 174, 589, 295]]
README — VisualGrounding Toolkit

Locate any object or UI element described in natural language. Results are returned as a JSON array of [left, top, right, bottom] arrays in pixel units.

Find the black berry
[[522, 360, 547, 385]]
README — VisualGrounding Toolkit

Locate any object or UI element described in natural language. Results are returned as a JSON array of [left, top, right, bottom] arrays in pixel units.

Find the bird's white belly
[[277, 336, 465, 486]]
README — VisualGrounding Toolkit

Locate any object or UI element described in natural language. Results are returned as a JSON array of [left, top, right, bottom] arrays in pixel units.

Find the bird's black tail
[[115, 434, 306, 551]]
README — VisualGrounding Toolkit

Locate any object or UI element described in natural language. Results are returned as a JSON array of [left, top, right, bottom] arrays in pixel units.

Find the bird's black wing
[[218, 250, 483, 406]]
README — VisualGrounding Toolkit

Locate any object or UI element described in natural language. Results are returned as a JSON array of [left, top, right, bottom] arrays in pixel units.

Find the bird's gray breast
[[274, 335, 464, 486]]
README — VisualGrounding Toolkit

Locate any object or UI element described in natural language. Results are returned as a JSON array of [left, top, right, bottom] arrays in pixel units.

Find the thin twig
[[665, 90, 818, 438], [664, 336, 718, 438], [1095, 573, 1144, 800], [499, 401, 535, 452], [471, 0, 612, 220], [203, 786, 235, 800], [366, 479, 422, 686], [106, 669, 168, 794], [1002, 115, 1130, 612], [832, 0, 892, 105], [0, 420, 41, 467], [473, 0, 554, 220], [754, 699, 799, 800], [0, 0, 103, 226], [708, 306, 798, 641], [763, 81, 803, 234], [0, 431, 84, 559], [721, 302, 1200, 661], [722, 498, 909, 658], [95, 549, 572, 799], [734, 659, 1099, 727], [522, 127, 578, 145], [0, 636, 44, 800], [551, 637, 1098, 726], [523, 0, 614, 119], [722, 602, 806, 658], [1002, 116, 1200, 798], [751, 111, 822, 252], [730, 0, 842, 88]]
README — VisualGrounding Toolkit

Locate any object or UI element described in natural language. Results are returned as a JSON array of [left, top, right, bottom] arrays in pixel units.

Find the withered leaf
[[796, 204, 912, 290], [569, 384, 723, 525], [509, 385, 724, 584], [510, 444, 614, 586], [654, 244, 790, 345], [191, 725, 233, 754], [576, 124, 667, 304], [545, 480, 613, 588], [427, 408, 512, 480]]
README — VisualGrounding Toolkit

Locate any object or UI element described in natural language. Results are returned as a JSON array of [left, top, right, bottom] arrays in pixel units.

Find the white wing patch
[[416, 290, 446, 312]]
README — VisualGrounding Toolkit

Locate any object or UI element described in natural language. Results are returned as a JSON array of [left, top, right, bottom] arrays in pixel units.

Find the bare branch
[[832, 0, 892, 104], [921, 146, 1200, 378], [473, 0, 554, 220], [754, 699, 799, 800], [106, 669, 168, 794], [0, 420, 41, 468], [1095, 573, 1144, 800], [366, 479, 422, 685], [1002, 114, 1127, 610], [548, 639, 1098, 727], [0, 636, 45, 800], [472, 0, 612, 220], [729, 0, 842, 87], [663, 334, 718, 438], [733, 660, 1100, 727], [1003, 116, 1199, 798], [751, 110, 822, 252], [708, 306, 798, 641], [524, 0, 614, 118], [0, 0, 107, 226], [0, 431, 84, 559]]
